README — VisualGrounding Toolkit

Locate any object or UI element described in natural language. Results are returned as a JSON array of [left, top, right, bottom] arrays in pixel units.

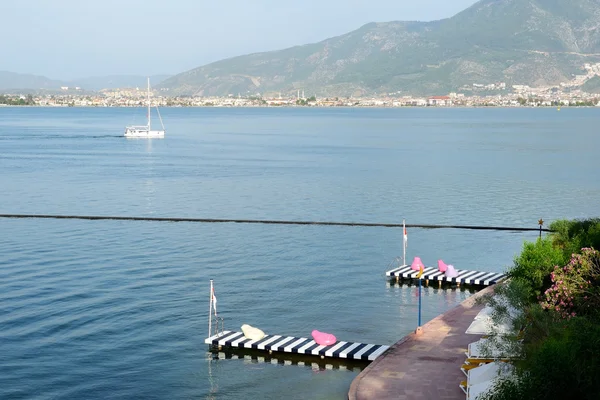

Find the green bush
[[480, 316, 600, 400], [508, 238, 566, 301], [549, 218, 600, 260]]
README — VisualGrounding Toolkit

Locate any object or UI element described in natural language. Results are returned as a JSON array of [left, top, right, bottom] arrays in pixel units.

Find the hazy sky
[[3, 0, 478, 80]]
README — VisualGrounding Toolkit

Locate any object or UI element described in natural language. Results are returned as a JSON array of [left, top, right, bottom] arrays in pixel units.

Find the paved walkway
[[348, 284, 496, 400]]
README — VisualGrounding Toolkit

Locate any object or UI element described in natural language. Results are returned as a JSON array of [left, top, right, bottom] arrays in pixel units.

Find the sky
[[2, 0, 478, 80]]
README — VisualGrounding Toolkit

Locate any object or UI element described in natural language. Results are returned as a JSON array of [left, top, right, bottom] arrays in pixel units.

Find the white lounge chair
[[460, 361, 515, 399], [467, 338, 520, 360], [468, 361, 514, 385], [465, 379, 499, 399], [466, 316, 513, 335]]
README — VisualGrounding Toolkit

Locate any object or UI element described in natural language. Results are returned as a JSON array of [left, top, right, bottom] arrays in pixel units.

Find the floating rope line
[[0, 213, 552, 232]]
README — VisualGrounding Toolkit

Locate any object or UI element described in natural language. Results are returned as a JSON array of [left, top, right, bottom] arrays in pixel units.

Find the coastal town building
[[3, 62, 600, 108]]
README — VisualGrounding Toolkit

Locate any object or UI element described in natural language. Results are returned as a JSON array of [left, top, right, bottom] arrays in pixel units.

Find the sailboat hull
[[124, 127, 165, 138]]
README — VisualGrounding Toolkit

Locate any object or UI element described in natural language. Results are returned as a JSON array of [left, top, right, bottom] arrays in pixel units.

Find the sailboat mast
[[147, 77, 151, 130]]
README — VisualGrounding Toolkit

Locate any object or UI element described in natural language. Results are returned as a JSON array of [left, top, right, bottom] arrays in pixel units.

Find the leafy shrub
[[508, 238, 566, 300], [477, 282, 566, 357], [549, 218, 600, 260], [480, 316, 600, 400]]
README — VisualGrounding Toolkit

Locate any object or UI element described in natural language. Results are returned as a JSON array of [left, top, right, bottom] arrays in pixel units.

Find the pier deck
[[205, 330, 389, 362], [386, 265, 506, 286]]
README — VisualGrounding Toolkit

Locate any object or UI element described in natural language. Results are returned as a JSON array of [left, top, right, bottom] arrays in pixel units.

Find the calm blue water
[[1, 107, 598, 399]]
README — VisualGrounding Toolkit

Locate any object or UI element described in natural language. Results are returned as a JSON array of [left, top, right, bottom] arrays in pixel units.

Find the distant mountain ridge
[[158, 0, 600, 96], [0, 71, 65, 92], [0, 71, 171, 92]]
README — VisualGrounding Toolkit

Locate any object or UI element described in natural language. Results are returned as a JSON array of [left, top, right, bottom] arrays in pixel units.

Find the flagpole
[[209, 279, 213, 338], [418, 277, 422, 327], [403, 219, 406, 266]]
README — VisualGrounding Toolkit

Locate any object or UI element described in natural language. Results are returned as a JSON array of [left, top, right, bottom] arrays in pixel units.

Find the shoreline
[[1, 104, 599, 109]]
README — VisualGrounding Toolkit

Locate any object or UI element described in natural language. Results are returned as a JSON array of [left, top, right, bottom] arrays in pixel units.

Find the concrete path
[[348, 285, 496, 400]]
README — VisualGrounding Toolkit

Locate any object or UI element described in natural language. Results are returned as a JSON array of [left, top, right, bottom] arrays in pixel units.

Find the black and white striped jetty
[[210, 351, 364, 371], [386, 265, 506, 286], [205, 330, 389, 362]]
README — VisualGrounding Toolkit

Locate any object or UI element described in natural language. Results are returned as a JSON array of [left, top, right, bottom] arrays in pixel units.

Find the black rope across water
[[0, 213, 552, 232]]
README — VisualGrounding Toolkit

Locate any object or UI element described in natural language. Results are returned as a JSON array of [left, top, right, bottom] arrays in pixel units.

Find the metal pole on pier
[[403, 219, 407, 267], [418, 277, 422, 327], [209, 279, 213, 338], [416, 266, 424, 331]]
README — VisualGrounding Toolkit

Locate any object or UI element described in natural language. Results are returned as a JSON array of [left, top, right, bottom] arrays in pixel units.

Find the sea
[[1, 106, 599, 400]]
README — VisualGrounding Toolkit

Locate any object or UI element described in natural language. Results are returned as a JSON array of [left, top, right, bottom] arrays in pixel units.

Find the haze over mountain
[[71, 75, 172, 91], [0, 72, 171, 92], [158, 0, 600, 97], [1, 0, 478, 81], [0, 72, 65, 92]]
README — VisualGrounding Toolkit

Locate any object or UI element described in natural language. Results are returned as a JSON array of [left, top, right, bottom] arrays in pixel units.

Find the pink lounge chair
[[312, 330, 337, 346], [411, 256, 425, 271], [445, 264, 458, 278], [438, 259, 448, 272]]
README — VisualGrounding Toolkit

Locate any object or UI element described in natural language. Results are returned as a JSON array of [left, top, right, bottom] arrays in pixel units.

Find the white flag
[[403, 226, 408, 248], [212, 288, 217, 316]]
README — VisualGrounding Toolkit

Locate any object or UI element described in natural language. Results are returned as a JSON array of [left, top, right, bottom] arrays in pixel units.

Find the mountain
[[158, 0, 600, 97], [0, 72, 172, 92], [0, 71, 65, 91], [582, 76, 600, 92]]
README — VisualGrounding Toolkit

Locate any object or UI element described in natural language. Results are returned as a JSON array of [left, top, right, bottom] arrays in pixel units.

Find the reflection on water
[[210, 349, 366, 372], [207, 352, 219, 400], [144, 139, 156, 214]]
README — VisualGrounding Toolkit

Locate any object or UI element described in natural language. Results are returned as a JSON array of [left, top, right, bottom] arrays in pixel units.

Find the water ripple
[[1, 107, 600, 399]]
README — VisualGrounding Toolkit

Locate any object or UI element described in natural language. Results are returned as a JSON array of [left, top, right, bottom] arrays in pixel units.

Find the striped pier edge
[[205, 331, 390, 362], [210, 351, 364, 371], [386, 265, 506, 286]]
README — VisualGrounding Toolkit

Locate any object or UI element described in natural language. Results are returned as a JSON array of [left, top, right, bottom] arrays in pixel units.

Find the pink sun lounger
[[438, 259, 448, 272], [410, 256, 425, 271], [312, 330, 337, 346], [445, 264, 458, 278]]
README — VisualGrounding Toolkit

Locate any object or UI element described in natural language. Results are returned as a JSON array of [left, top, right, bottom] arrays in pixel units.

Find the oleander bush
[[540, 248, 600, 319]]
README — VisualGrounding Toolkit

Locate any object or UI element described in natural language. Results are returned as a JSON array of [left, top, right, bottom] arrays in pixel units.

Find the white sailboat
[[124, 77, 165, 138]]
